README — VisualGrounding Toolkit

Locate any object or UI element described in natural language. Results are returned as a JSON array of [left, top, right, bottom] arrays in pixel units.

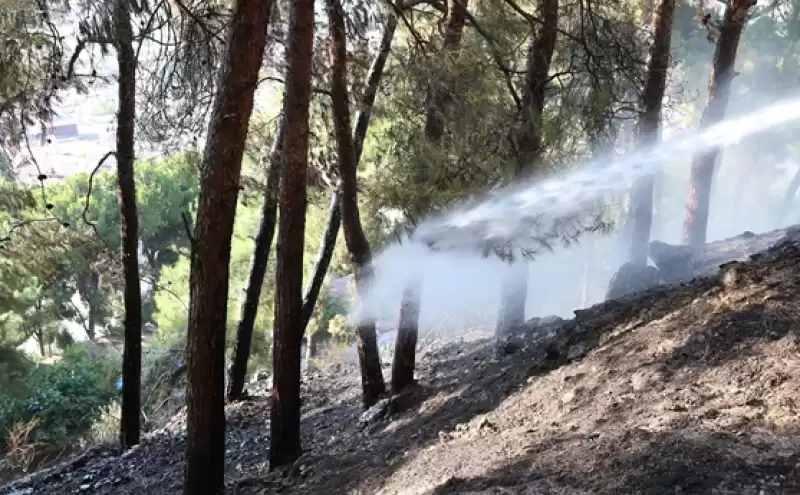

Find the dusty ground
[[3, 233, 800, 494]]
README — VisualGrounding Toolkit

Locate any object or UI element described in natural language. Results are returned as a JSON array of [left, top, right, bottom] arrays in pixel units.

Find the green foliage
[[307, 288, 349, 343], [0, 344, 118, 445], [0, 344, 32, 398], [0, 0, 74, 151]]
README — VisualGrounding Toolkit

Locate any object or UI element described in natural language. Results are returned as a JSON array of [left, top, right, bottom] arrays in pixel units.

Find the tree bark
[[301, 191, 341, 332], [86, 270, 100, 341], [114, 0, 143, 452], [580, 238, 594, 307], [391, 1, 470, 391], [300, 15, 397, 339], [651, 167, 663, 240], [683, 0, 756, 251], [496, 0, 558, 336], [184, 0, 274, 490], [391, 281, 421, 393], [628, 0, 675, 265], [227, 117, 285, 403], [779, 165, 800, 222], [353, 14, 398, 164], [270, 0, 314, 468], [496, 262, 528, 335], [423, 0, 469, 142], [326, 0, 387, 408]]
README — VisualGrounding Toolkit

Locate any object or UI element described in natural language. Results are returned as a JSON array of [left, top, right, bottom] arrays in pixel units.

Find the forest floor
[[3, 229, 800, 494]]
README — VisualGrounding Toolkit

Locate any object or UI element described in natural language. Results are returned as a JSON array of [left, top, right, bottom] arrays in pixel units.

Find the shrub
[[0, 344, 118, 446]]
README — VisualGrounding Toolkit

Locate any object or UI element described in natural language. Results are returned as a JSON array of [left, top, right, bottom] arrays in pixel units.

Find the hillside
[[4, 232, 800, 494]]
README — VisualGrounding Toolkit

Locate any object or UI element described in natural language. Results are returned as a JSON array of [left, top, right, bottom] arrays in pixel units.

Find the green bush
[[0, 345, 118, 445]]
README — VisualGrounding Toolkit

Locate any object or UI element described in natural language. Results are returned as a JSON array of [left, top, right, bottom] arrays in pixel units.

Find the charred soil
[[3, 236, 800, 494]]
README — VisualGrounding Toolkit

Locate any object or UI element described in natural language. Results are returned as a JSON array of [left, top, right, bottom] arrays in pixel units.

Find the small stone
[[605, 262, 662, 301]]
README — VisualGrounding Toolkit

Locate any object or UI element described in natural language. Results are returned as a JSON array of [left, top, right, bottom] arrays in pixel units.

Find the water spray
[[411, 97, 800, 253], [349, 96, 800, 332]]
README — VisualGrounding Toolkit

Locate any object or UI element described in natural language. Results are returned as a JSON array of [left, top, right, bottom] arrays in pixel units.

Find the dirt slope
[[4, 238, 800, 494]]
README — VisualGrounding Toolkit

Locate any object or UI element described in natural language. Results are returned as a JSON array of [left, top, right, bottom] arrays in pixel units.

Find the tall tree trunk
[[651, 167, 663, 240], [184, 0, 274, 490], [580, 238, 593, 307], [227, 117, 285, 402], [270, 0, 314, 468], [326, 0, 386, 408], [301, 191, 341, 331], [496, 0, 558, 337], [392, 281, 421, 393], [683, 0, 756, 251], [114, 0, 143, 452], [728, 160, 748, 225], [423, 0, 468, 141], [299, 15, 397, 339], [628, 0, 675, 265], [392, 0, 470, 392], [353, 14, 397, 163], [779, 165, 800, 223], [300, 192, 340, 368], [35, 297, 45, 357], [86, 270, 100, 341]]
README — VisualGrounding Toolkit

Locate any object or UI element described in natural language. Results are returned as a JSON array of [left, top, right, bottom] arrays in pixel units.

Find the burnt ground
[[3, 232, 800, 494]]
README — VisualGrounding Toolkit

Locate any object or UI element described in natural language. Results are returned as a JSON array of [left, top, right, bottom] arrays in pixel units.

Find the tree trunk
[[184, 0, 274, 490], [325, 0, 386, 408], [424, 0, 469, 142], [301, 191, 341, 332], [114, 0, 143, 452], [496, 0, 558, 336], [496, 262, 527, 335], [391, 281, 421, 393], [779, 165, 800, 222], [299, 15, 396, 339], [227, 117, 285, 402], [683, 0, 756, 251], [353, 14, 397, 163], [651, 167, 663, 241], [628, 0, 675, 265], [580, 238, 593, 307], [86, 270, 100, 341], [270, 0, 314, 468], [391, 0, 470, 392]]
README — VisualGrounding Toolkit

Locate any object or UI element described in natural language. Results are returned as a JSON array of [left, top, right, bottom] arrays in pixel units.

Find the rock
[[516, 315, 564, 335], [779, 224, 800, 244], [249, 370, 271, 386], [495, 315, 567, 357], [649, 240, 695, 283], [358, 398, 391, 428], [604, 262, 662, 301], [496, 340, 522, 356], [718, 261, 745, 290]]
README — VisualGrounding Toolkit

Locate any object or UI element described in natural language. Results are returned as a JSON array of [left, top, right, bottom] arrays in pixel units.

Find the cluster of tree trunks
[[95, 0, 762, 491]]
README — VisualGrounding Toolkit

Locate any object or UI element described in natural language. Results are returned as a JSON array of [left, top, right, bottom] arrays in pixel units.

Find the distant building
[[28, 122, 80, 143], [52, 123, 79, 139]]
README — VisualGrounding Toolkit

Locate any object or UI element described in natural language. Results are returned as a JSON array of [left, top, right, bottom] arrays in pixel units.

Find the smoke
[[350, 95, 800, 340]]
